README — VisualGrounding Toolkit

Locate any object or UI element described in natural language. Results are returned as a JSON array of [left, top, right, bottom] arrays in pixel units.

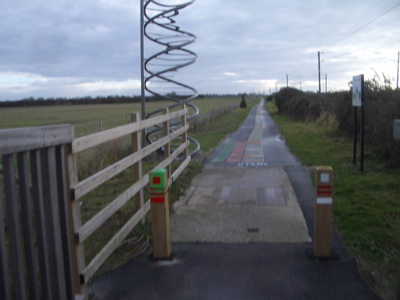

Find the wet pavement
[[88, 99, 378, 300]]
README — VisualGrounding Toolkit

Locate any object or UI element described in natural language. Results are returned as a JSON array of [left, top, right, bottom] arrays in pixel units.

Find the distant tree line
[[0, 93, 241, 108]]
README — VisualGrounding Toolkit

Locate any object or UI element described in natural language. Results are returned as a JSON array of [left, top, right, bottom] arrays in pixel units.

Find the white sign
[[320, 173, 330, 183], [352, 75, 363, 107]]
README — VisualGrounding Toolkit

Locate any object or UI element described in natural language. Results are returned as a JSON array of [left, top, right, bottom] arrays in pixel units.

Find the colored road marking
[[242, 106, 265, 163], [211, 101, 266, 165], [227, 142, 246, 162], [211, 141, 235, 163]]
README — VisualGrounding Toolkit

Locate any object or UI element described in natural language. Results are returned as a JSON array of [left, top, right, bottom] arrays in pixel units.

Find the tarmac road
[[88, 99, 378, 300]]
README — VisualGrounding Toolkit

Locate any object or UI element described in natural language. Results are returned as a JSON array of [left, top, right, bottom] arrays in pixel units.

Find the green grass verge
[[266, 101, 400, 299]]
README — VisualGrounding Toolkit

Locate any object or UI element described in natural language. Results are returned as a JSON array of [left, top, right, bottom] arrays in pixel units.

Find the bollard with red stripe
[[149, 169, 171, 259], [314, 166, 333, 258]]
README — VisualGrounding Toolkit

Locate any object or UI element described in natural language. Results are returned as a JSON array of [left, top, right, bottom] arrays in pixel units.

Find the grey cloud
[[0, 0, 399, 100]]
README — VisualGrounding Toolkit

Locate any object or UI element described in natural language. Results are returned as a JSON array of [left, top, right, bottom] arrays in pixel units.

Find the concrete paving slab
[[171, 166, 311, 243], [171, 204, 311, 243]]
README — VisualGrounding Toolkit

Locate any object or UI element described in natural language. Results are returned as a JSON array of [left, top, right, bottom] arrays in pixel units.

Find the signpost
[[352, 74, 365, 171]]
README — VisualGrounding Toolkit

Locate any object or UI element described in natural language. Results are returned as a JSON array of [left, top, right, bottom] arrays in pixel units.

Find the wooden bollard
[[149, 169, 171, 259], [314, 166, 333, 258]]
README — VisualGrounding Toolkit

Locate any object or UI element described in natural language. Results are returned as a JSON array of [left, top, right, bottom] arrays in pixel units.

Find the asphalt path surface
[[170, 100, 311, 243], [89, 99, 378, 300], [204, 98, 298, 167]]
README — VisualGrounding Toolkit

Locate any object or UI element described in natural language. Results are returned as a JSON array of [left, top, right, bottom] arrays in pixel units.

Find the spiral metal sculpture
[[144, 0, 200, 155]]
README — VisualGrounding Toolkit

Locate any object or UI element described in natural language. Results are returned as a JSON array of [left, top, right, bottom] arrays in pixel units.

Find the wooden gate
[[0, 125, 79, 300]]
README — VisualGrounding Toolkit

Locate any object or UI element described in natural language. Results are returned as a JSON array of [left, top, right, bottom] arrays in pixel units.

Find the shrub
[[286, 94, 322, 121], [316, 113, 338, 129], [240, 94, 247, 108], [274, 87, 304, 113], [273, 84, 400, 167], [266, 95, 274, 102], [331, 91, 353, 136], [364, 88, 400, 165]]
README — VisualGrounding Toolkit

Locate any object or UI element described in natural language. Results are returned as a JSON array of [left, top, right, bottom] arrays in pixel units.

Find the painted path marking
[[227, 142, 246, 163], [211, 141, 235, 163], [211, 101, 266, 165]]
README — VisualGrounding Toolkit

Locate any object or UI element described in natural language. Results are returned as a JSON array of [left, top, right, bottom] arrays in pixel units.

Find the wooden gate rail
[[68, 105, 191, 290], [0, 125, 78, 300]]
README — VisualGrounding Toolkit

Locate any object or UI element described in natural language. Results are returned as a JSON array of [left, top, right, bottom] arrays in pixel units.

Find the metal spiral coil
[[144, 0, 200, 156]]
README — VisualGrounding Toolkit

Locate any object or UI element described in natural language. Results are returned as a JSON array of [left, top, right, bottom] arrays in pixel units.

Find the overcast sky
[[0, 0, 399, 101]]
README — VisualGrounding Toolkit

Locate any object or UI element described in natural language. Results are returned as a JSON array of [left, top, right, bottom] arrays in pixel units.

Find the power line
[[321, 52, 352, 63], [321, 2, 400, 51], [285, 3, 400, 91]]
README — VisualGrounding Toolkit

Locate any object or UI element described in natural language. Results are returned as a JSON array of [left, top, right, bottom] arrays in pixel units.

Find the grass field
[[265, 101, 400, 300], [0, 97, 241, 136]]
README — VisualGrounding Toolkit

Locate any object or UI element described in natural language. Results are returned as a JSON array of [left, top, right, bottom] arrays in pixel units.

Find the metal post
[[353, 107, 357, 165], [140, 0, 146, 147], [396, 51, 399, 90], [318, 51, 321, 93], [360, 75, 365, 172]]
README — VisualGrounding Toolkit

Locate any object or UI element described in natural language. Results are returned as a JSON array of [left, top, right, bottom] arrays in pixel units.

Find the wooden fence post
[[314, 166, 333, 258], [131, 113, 145, 224], [149, 169, 171, 259], [67, 137, 86, 295]]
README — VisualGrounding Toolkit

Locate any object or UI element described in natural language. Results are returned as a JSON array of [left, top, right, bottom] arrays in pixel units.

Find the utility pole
[[325, 74, 327, 93], [286, 74, 289, 87], [318, 51, 321, 93], [397, 51, 399, 90], [300, 82, 302, 90], [275, 82, 278, 93]]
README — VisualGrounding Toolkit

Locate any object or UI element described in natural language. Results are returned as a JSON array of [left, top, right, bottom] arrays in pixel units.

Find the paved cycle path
[[89, 99, 378, 300], [171, 99, 310, 243]]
